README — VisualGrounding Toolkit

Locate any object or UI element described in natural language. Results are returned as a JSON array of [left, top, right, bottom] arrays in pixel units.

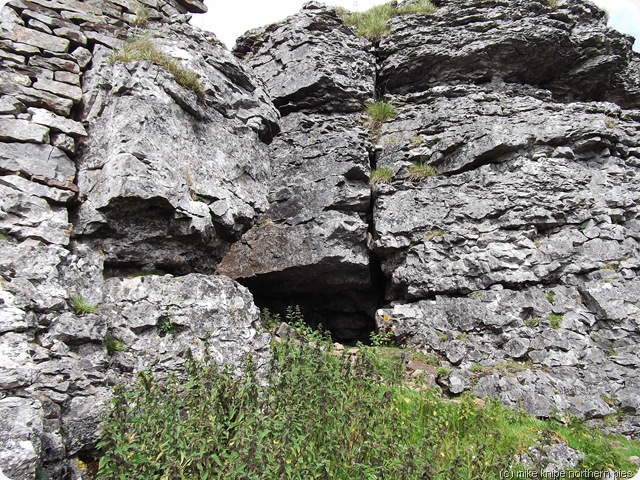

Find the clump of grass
[[436, 365, 451, 378], [339, 1, 437, 41], [71, 295, 97, 315], [410, 135, 424, 146], [340, 3, 396, 40], [132, 2, 149, 27], [369, 166, 395, 186], [526, 317, 540, 327], [397, 0, 437, 15], [366, 100, 397, 134], [110, 36, 204, 96], [105, 336, 126, 354], [0, 232, 7, 241], [548, 313, 564, 329], [546, 291, 556, 304], [407, 162, 437, 181]]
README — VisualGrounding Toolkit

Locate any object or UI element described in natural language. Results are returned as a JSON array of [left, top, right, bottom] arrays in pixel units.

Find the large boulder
[[75, 23, 280, 275], [378, 0, 640, 107], [234, 1, 376, 115]]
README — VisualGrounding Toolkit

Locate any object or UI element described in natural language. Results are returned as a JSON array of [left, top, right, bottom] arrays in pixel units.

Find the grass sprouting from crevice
[[407, 162, 437, 181], [110, 35, 205, 96], [370, 166, 395, 186], [338, 0, 437, 41], [71, 295, 97, 315]]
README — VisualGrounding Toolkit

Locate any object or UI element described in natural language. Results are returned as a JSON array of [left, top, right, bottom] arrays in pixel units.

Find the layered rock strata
[[0, 0, 273, 478], [230, 0, 640, 434], [1, 0, 640, 477]]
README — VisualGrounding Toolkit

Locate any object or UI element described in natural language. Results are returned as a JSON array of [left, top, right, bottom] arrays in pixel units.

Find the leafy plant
[[105, 336, 126, 354], [97, 330, 640, 479], [369, 167, 395, 186], [407, 162, 437, 181], [370, 328, 396, 347], [157, 316, 174, 334], [260, 307, 282, 332], [548, 313, 564, 329], [110, 35, 204, 96], [71, 295, 97, 315]]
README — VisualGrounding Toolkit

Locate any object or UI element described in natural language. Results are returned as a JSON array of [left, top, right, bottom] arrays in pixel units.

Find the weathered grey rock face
[[0, 0, 274, 478], [234, 1, 375, 115], [366, 0, 640, 433], [222, 4, 378, 341], [76, 24, 278, 274], [378, 0, 640, 107], [2, 0, 640, 476], [103, 274, 271, 376], [218, 112, 372, 296], [373, 84, 640, 300]]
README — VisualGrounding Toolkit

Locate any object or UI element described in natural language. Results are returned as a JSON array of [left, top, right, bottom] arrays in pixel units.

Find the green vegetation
[[410, 134, 424, 146], [397, 0, 437, 15], [381, 135, 399, 147], [605, 118, 618, 129], [366, 100, 397, 133], [436, 365, 451, 378], [97, 325, 640, 479], [339, 1, 437, 41], [548, 313, 564, 329], [105, 336, 126, 354], [407, 162, 437, 181], [0, 232, 7, 241], [526, 317, 540, 327], [547, 0, 560, 8], [71, 295, 97, 315], [546, 291, 556, 304], [370, 328, 396, 347], [110, 35, 204, 96], [157, 316, 175, 334], [369, 166, 395, 186], [132, 2, 149, 27]]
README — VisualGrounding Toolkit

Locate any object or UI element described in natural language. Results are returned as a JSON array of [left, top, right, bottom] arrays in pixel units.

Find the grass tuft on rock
[[71, 295, 97, 315], [370, 166, 395, 186], [110, 36, 204, 96], [407, 162, 437, 181], [338, 0, 437, 41]]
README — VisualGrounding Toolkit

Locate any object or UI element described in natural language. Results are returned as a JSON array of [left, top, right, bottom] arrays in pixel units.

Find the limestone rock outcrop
[[227, 0, 640, 435], [1, 0, 640, 477], [0, 1, 273, 478]]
